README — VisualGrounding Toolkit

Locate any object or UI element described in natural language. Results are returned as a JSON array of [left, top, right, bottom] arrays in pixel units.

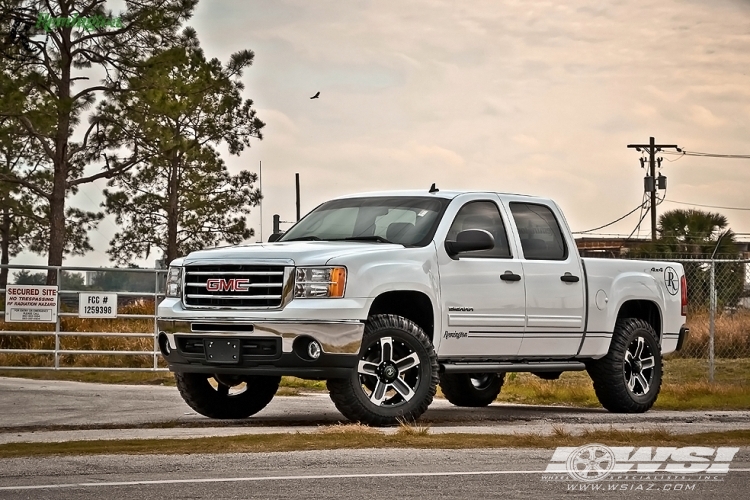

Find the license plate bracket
[[204, 338, 240, 364]]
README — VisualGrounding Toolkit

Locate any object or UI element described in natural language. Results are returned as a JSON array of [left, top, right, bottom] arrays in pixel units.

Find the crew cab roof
[[332, 189, 541, 201]]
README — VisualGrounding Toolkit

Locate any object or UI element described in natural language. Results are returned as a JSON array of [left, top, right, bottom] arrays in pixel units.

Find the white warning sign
[[78, 293, 117, 318], [4, 285, 58, 323]]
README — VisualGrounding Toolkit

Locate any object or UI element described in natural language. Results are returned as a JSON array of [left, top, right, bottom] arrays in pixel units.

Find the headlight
[[165, 267, 182, 298], [294, 267, 346, 298]]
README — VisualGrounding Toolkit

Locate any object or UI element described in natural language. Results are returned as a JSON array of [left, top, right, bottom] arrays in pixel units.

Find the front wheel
[[587, 318, 663, 413], [175, 373, 280, 419], [327, 314, 439, 426]]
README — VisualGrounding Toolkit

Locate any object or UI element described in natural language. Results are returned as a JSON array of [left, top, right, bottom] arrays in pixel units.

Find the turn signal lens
[[329, 267, 346, 298]]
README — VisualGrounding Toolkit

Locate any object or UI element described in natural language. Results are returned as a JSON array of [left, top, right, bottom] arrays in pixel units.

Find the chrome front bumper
[[157, 318, 364, 378], [157, 319, 364, 354]]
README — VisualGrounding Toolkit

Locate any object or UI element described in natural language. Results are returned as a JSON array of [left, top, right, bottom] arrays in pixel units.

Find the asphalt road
[[1, 377, 749, 498], [1, 377, 749, 443], [1, 448, 749, 499]]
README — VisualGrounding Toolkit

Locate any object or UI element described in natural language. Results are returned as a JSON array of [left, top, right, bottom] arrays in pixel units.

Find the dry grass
[[551, 425, 572, 439], [498, 372, 600, 407], [280, 377, 327, 391], [680, 308, 750, 359], [1, 428, 749, 458], [396, 418, 431, 436], [317, 423, 380, 435], [0, 301, 159, 369], [497, 360, 750, 410]]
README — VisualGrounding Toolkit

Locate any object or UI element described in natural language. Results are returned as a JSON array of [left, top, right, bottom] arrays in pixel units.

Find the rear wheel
[[327, 314, 439, 426], [440, 372, 505, 407], [587, 318, 662, 413], [175, 373, 280, 419]]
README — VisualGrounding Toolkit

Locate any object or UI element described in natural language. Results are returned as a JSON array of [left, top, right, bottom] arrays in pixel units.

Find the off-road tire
[[440, 372, 505, 407], [587, 318, 663, 413], [327, 314, 439, 426], [175, 373, 280, 419]]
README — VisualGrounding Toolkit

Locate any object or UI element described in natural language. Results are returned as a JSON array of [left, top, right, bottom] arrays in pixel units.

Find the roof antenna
[[429, 183, 439, 193]]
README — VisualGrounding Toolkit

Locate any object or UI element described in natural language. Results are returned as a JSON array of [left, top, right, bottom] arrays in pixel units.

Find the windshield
[[279, 196, 450, 246]]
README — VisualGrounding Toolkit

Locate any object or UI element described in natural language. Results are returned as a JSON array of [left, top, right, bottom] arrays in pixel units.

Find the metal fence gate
[[0, 264, 167, 372]]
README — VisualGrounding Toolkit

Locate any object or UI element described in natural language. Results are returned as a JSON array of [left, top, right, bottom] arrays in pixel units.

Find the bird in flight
[[310, 92, 320, 99]]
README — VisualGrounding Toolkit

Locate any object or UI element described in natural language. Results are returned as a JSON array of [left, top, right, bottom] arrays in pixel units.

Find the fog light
[[158, 333, 171, 356], [307, 340, 322, 360]]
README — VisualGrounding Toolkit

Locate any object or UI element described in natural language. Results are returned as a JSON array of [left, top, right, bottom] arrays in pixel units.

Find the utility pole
[[627, 137, 680, 241]]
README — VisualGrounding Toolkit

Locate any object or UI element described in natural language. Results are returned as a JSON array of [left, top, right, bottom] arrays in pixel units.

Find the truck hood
[[182, 241, 406, 266]]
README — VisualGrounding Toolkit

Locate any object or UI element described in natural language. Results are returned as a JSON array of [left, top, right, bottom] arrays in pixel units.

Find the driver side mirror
[[444, 229, 494, 257], [268, 233, 283, 243]]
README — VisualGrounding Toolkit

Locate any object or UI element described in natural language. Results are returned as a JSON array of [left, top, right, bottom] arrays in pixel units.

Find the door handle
[[500, 272, 521, 282], [560, 274, 580, 283]]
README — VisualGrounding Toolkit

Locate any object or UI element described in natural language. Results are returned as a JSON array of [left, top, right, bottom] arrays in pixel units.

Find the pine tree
[[101, 37, 264, 264]]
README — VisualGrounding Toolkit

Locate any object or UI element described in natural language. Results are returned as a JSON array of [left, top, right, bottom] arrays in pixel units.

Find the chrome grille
[[183, 265, 287, 308]]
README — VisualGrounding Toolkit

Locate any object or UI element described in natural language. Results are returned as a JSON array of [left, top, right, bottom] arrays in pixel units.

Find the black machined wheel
[[624, 335, 657, 396], [440, 372, 505, 407], [587, 318, 663, 413], [175, 372, 280, 419], [327, 314, 438, 426]]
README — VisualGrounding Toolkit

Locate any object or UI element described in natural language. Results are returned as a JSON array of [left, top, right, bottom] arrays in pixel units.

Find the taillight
[[680, 275, 688, 316]]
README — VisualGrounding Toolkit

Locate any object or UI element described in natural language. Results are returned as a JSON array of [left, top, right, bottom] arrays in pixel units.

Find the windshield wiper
[[283, 236, 323, 241], [335, 236, 397, 244]]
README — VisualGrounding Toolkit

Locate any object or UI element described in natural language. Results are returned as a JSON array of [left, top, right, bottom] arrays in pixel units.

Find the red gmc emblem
[[206, 278, 251, 292]]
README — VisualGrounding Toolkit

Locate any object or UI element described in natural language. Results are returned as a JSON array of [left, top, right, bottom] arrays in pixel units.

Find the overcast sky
[[18, 0, 750, 269]]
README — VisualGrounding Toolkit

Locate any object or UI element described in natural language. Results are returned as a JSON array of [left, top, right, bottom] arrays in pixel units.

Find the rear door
[[505, 200, 585, 357]]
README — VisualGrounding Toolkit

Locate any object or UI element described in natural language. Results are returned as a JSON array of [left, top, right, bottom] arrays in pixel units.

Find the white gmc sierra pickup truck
[[157, 188, 689, 426]]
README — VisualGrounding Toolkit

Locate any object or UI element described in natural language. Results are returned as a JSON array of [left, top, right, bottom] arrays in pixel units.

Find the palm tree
[[657, 209, 738, 257], [645, 209, 743, 310]]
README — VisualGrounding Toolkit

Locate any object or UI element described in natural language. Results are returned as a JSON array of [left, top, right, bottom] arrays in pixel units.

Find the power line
[[572, 200, 648, 234], [624, 191, 666, 242], [625, 208, 651, 242], [662, 150, 750, 159], [635, 192, 647, 239], [663, 199, 750, 212]]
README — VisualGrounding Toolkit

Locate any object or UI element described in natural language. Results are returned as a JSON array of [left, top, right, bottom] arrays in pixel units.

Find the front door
[[437, 198, 526, 358]]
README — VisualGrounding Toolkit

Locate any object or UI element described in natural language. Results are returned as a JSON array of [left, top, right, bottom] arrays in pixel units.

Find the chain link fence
[[630, 255, 750, 383]]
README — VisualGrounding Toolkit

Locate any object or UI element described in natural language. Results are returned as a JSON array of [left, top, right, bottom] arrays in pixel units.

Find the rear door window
[[509, 203, 567, 260]]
